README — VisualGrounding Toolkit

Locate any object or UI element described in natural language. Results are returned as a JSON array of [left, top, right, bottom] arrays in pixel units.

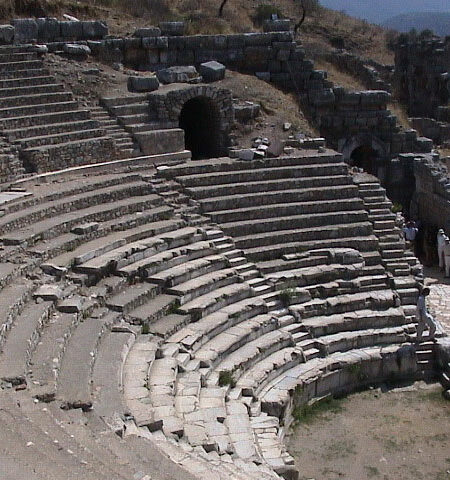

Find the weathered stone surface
[[159, 21, 185, 36], [11, 18, 37, 43], [33, 285, 63, 301], [63, 43, 91, 56], [0, 25, 14, 44], [199, 61, 226, 82], [37, 17, 60, 41], [134, 27, 161, 38], [60, 20, 83, 40], [82, 20, 108, 39], [156, 65, 199, 84], [127, 75, 159, 92], [263, 19, 291, 32]]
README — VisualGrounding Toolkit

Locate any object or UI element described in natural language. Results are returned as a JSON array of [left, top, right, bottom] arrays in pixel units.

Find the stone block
[[37, 18, 60, 41], [11, 18, 37, 43], [263, 19, 291, 32], [0, 25, 14, 44], [135, 129, 185, 155], [309, 88, 335, 106], [60, 20, 83, 40], [243, 46, 271, 71], [134, 27, 161, 37], [199, 61, 226, 82], [159, 21, 185, 36], [63, 43, 91, 57], [82, 20, 108, 39], [127, 75, 159, 92], [156, 36, 168, 49], [156, 65, 199, 84], [34, 285, 63, 301], [227, 35, 245, 48], [255, 71, 271, 82], [244, 32, 273, 46]]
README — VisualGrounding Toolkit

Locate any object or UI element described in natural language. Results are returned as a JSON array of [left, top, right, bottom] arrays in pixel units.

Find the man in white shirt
[[437, 229, 447, 270], [415, 287, 436, 342]]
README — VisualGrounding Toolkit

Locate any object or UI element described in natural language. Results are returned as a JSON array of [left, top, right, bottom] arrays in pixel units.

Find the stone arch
[[154, 85, 233, 159], [339, 133, 388, 179]]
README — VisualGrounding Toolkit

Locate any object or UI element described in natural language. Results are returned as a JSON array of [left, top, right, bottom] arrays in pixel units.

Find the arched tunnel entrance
[[350, 144, 378, 176], [179, 96, 222, 159]]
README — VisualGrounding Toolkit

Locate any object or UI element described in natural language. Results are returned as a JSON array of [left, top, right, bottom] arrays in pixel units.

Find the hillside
[[0, 0, 394, 64], [382, 12, 450, 36]]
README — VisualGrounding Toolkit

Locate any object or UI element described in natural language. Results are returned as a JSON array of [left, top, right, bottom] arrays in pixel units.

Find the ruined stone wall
[[394, 36, 450, 118]]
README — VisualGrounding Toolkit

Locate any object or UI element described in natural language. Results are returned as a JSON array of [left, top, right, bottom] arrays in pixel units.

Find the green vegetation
[[392, 202, 403, 213], [279, 287, 296, 307], [292, 396, 343, 424], [218, 370, 236, 387], [253, 4, 284, 26]]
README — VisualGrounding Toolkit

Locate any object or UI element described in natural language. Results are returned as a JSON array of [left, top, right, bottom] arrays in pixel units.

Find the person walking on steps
[[415, 287, 436, 343], [437, 229, 447, 270], [444, 237, 450, 278]]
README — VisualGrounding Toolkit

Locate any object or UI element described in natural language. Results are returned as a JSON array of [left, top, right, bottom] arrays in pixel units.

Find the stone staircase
[[100, 95, 185, 156], [0, 151, 444, 480], [0, 45, 120, 175]]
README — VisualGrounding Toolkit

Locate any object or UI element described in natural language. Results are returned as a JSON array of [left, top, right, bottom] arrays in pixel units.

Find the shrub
[[218, 370, 236, 387], [253, 4, 283, 26]]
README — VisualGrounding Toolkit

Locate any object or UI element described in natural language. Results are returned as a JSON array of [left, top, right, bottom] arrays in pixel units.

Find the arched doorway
[[350, 144, 378, 175], [179, 96, 222, 159]]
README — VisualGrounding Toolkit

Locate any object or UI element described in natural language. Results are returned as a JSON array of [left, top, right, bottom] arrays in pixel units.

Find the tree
[[294, 0, 319, 36], [218, 0, 228, 17]]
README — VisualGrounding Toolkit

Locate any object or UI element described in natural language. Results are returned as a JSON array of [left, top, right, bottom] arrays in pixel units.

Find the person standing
[[403, 221, 418, 254], [415, 287, 436, 342], [444, 237, 450, 278], [437, 229, 447, 270]]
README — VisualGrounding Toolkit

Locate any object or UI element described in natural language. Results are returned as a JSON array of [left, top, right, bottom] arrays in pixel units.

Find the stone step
[[0, 281, 34, 349], [178, 282, 253, 320], [208, 198, 364, 224], [4, 119, 99, 142], [168, 268, 239, 305], [236, 347, 304, 397], [0, 108, 90, 130], [0, 91, 73, 109], [0, 67, 50, 79], [100, 94, 149, 108], [117, 238, 213, 278], [177, 163, 348, 187], [234, 221, 373, 249], [301, 307, 408, 337], [125, 121, 176, 134], [107, 283, 160, 314], [222, 210, 368, 237], [214, 326, 294, 378], [195, 314, 286, 369], [0, 74, 55, 89], [110, 103, 148, 116], [0, 59, 43, 72], [0, 52, 37, 62], [16, 128, 103, 149], [0, 83, 65, 99], [148, 254, 229, 288], [167, 295, 267, 352], [118, 113, 151, 126], [0, 180, 154, 235], [198, 185, 360, 212], [0, 100, 79, 119], [318, 325, 414, 355], [1, 193, 167, 246], [159, 153, 342, 179], [0, 300, 53, 385], [186, 174, 354, 199], [127, 294, 178, 325], [245, 235, 379, 262], [92, 329, 135, 430], [148, 313, 190, 339], [57, 312, 118, 410], [291, 289, 396, 319]]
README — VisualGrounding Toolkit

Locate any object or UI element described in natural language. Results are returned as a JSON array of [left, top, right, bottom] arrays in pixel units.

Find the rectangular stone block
[[135, 129, 185, 155], [0, 25, 14, 44], [37, 17, 60, 41], [60, 21, 83, 40], [11, 18, 37, 43]]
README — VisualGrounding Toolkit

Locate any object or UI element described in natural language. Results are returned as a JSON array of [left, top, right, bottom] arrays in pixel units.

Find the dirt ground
[[286, 382, 450, 480]]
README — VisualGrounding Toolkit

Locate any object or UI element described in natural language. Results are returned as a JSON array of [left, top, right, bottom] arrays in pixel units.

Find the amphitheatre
[[0, 3, 449, 480]]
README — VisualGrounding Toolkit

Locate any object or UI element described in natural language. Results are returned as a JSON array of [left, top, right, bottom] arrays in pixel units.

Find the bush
[[279, 287, 296, 307], [253, 4, 283, 26], [218, 370, 236, 387]]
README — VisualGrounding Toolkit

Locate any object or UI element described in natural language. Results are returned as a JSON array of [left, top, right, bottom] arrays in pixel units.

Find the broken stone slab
[[156, 65, 199, 84], [0, 25, 15, 44], [40, 263, 68, 276], [127, 75, 159, 93], [33, 284, 63, 301], [71, 222, 99, 235], [199, 61, 226, 82], [57, 296, 84, 313], [263, 18, 291, 32], [30, 44, 48, 54], [63, 43, 91, 57], [237, 149, 255, 161], [133, 27, 161, 37], [82, 20, 108, 39], [11, 18, 37, 43], [159, 21, 185, 36]]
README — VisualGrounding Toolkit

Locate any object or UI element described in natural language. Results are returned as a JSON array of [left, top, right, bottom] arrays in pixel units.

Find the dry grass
[[388, 101, 412, 129], [313, 58, 366, 91]]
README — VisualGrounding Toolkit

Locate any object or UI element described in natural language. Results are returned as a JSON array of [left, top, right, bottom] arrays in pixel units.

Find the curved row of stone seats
[[0, 44, 122, 173]]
